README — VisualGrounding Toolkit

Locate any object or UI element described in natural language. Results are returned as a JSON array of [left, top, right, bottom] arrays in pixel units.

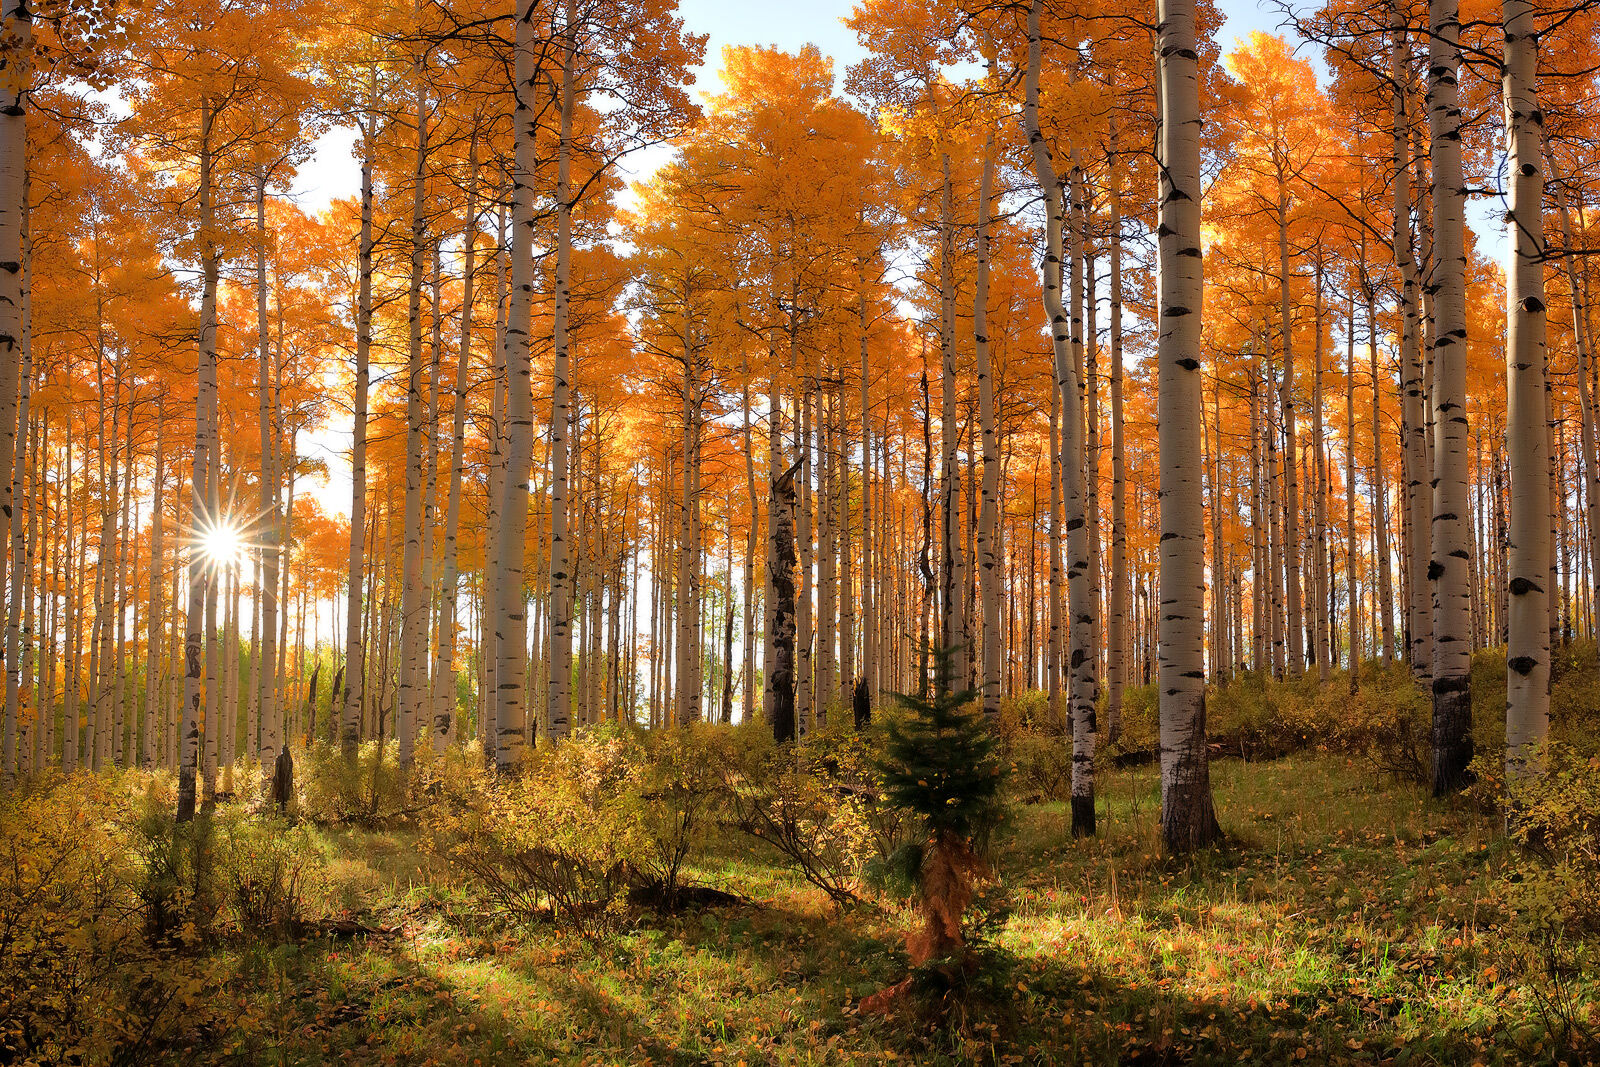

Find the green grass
[[191, 751, 1591, 1066]]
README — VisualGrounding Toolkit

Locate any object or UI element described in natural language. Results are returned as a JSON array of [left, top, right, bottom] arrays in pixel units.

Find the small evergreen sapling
[[878, 645, 1005, 970]]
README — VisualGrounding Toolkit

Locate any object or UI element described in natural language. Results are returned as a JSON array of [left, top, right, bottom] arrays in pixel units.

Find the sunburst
[[194, 516, 249, 569], [180, 477, 275, 574]]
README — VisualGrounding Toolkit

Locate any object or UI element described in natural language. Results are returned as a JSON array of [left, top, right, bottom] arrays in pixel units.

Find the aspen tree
[[255, 163, 281, 782], [1502, 0, 1549, 781], [858, 285, 875, 711], [937, 151, 964, 680], [492, 0, 538, 771], [1310, 260, 1330, 679], [1153, 0, 1220, 851], [1553, 174, 1600, 675], [0, 0, 28, 546], [547, 0, 577, 741], [1362, 252, 1397, 664], [397, 35, 430, 772], [1107, 146, 1127, 737], [741, 348, 758, 723], [1391, 14, 1431, 683], [2, 339, 28, 775], [341, 84, 375, 758], [1344, 292, 1356, 687], [1023, 0, 1095, 836], [430, 133, 480, 750], [177, 98, 219, 823], [1425, 0, 1474, 794], [973, 63, 1001, 725]]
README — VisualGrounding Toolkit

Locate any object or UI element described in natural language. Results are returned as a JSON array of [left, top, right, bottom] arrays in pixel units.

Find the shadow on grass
[[999, 951, 1543, 1066]]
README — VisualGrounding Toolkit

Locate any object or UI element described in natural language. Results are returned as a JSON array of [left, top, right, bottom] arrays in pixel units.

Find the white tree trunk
[[1553, 174, 1600, 676], [1502, 0, 1549, 781], [493, 0, 539, 770], [1153, 0, 1219, 852], [397, 66, 430, 771], [1426, 0, 1475, 794], [1107, 151, 1127, 737], [937, 154, 965, 681], [974, 88, 1001, 724], [255, 165, 281, 781], [1392, 17, 1432, 683], [0, 0, 29, 567], [546, 0, 577, 741], [2, 338, 29, 776], [1277, 184, 1302, 675], [431, 135, 479, 750], [177, 100, 218, 821], [1023, 1, 1096, 836], [341, 102, 375, 757]]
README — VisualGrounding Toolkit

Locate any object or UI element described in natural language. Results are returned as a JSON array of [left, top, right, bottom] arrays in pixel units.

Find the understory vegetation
[[3, 651, 1598, 1065]]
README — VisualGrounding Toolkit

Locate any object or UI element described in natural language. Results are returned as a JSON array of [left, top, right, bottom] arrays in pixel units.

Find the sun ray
[[179, 478, 274, 574]]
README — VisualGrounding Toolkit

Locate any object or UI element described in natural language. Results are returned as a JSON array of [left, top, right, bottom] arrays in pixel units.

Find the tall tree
[[1154, 0, 1220, 852], [1425, 0, 1474, 795]]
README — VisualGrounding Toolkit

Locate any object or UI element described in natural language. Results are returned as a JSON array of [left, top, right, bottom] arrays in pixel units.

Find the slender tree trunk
[[797, 388, 814, 733], [493, 0, 538, 770], [1107, 153, 1127, 737], [431, 135, 479, 749], [859, 290, 876, 708], [768, 458, 799, 743], [1024, 5, 1096, 835], [1311, 264, 1330, 678], [1426, 0, 1475, 793], [742, 354, 759, 724], [255, 165, 282, 790], [1393, 17, 1432, 683], [2, 340, 29, 775], [63, 413, 79, 771], [177, 100, 218, 822], [1554, 175, 1600, 673], [1502, 0, 1549, 780], [937, 154, 965, 682], [675, 289, 701, 726], [342, 102, 375, 757], [397, 55, 430, 771], [974, 86, 1001, 724], [1365, 264, 1397, 663], [1344, 289, 1356, 694], [479, 203, 508, 762], [0, 0, 29, 558], [546, 0, 578, 741], [1152, 0, 1219, 851], [1278, 183, 1302, 676]]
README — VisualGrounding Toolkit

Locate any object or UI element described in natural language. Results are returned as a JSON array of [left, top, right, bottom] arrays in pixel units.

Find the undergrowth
[[3, 648, 1598, 1064]]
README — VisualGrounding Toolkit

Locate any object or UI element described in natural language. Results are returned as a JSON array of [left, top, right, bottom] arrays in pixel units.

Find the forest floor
[[197, 751, 1579, 1067]]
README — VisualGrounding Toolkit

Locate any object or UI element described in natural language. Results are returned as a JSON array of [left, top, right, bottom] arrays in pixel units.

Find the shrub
[[720, 723, 911, 906], [432, 726, 653, 934], [999, 690, 1060, 735], [1316, 666, 1431, 783], [1495, 745, 1600, 1054], [998, 729, 1070, 804], [1551, 640, 1600, 759], [123, 784, 221, 943], [634, 724, 733, 902], [214, 811, 325, 937], [1107, 682, 1160, 756], [0, 776, 220, 1065], [296, 740, 407, 826]]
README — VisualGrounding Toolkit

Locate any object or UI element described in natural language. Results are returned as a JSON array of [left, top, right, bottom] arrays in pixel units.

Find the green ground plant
[[2, 657, 1599, 1064]]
